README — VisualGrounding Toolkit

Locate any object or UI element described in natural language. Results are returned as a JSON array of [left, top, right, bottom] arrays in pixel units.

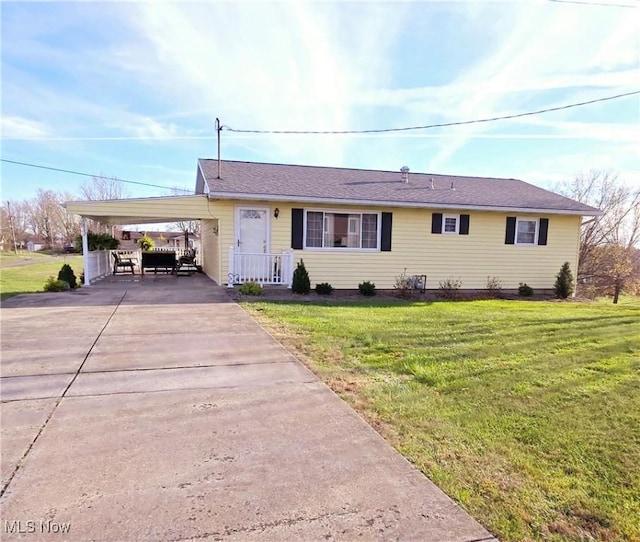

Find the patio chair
[[174, 248, 197, 276], [112, 251, 135, 275]]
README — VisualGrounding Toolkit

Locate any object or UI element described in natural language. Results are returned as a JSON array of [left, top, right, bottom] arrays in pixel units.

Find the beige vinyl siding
[[208, 200, 290, 286], [213, 202, 236, 284], [68, 193, 582, 290], [416, 211, 581, 290], [206, 201, 581, 290], [200, 219, 219, 283]]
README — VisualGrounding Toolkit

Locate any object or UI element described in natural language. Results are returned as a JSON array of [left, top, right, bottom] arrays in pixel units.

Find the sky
[[1, 0, 639, 204]]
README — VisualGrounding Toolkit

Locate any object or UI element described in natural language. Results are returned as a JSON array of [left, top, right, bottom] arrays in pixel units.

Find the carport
[[65, 195, 218, 285]]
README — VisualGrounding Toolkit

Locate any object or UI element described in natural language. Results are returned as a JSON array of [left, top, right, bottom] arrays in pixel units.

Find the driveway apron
[[1, 276, 496, 541]]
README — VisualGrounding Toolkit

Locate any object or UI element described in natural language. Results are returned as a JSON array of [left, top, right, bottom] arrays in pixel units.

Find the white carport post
[[82, 218, 90, 286]]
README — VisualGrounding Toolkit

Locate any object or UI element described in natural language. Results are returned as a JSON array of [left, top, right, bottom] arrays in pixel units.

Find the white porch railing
[[153, 246, 201, 265], [84, 250, 112, 284], [228, 248, 294, 288]]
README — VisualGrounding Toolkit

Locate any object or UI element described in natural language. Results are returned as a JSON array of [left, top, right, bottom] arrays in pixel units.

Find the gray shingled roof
[[198, 159, 600, 215]]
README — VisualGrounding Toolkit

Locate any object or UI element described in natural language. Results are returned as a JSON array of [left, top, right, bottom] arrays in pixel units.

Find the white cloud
[[126, 1, 410, 163], [1, 116, 51, 139], [125, 117, 180, 140], [2, 1, 637, 201], [416, 1, 639, 170], [521, 117, 639, 142]]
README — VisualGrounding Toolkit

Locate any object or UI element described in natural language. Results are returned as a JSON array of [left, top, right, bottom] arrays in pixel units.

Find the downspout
[[82, 218, 90, 286], [573, 215, 583, 297]]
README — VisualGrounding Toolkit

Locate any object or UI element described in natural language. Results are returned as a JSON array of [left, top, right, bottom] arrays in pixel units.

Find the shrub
[[43, 276, 70, 292], [486, 275, 503, 293], [57, 264, 77, 289], [75, 231, 119, 252], [394, 269, 415, 299], [518, 282, 534, 297], [315, 282, 334, 295], [358, 281, 376, 297], [439, 278, 462, 299], [292, 260, 311, 294], [237, 282, 264, 296], [138, 234, 155, 251], [554, 262, 575, 299]]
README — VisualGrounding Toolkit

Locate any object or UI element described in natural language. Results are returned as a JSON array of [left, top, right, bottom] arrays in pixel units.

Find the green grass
[[245, 298, 640, 541], [0, 254, 84, 300]]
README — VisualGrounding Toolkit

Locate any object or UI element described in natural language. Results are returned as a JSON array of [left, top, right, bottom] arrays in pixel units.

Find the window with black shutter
[[506, 217, 549, 245], [432, 212, 469, 235]]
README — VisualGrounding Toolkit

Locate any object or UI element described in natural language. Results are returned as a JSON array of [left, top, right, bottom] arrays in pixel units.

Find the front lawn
[[245, 298, 640, 541], [0, 254, 84, 300]]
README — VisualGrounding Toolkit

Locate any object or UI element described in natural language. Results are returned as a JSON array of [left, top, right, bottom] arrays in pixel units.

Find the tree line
[[1, 176, 199, 252], [557, 170, 639, 302], [1, 176, 128, 250]]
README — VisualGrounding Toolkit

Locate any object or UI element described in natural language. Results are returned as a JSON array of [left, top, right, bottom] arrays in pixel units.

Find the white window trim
[[515, 217, 539, 245], [442, 214, 460, 234], [303, 209, 382, 251]]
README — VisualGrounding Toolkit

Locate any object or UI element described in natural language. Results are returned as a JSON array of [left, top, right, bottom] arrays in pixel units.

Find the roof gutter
[[206, 192, 601, 216]]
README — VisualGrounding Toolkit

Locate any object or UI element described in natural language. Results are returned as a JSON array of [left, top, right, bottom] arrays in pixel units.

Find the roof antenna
[[216, 118, 222, 179], [430, 178, 435, 190], [400, 166, 410, 183]]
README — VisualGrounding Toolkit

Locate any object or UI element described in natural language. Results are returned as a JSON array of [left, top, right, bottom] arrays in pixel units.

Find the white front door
[[236, 207, 269, 281]]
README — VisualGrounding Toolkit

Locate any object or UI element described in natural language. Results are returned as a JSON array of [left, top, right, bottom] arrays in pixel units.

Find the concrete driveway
[[1, 275, 496, 541]]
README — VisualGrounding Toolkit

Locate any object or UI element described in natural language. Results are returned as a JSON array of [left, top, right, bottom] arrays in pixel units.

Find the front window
[[305, 211, 379, 249], [516, 219, 537, 244]]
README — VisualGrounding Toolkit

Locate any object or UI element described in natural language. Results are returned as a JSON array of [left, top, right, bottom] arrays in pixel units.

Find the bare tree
[[556, 170, 640, 302], [23, 189, 81, 249], [58, 191, 82, 245], [587, 245, 638, 303], [24, 190, 57, 246], [78, 175, 128, 233], [3, 200, 30, 249], [1, 204, 12, 251], [80, 175, 128, 201], [169, 187, 200, 238]]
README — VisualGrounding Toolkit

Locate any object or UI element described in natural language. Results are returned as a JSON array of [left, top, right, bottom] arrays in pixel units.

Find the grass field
[[0, 253, 84, 300], [245, 298, 640, 541]]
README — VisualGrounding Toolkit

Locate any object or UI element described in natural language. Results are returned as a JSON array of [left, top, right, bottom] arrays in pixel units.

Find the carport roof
[[65, 195, 213, 225]]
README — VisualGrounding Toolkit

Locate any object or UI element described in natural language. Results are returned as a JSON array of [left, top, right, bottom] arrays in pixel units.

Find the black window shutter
[[459, 214, 470, 235], [538, 218, 549, 246], [381, 212, 392, 251], [291, 208, 304, 249], [431, 213, 443, 234], [505, 217, 516, 244]]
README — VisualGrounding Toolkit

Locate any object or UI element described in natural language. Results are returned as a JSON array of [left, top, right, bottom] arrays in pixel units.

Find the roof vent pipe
[[430, 178, 435, 190], [400, 166, 410, 183], [451, 181, 455, 190]]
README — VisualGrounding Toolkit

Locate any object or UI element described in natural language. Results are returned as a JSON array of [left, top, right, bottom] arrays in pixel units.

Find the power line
[[2, 136, 217, 142], [547, 0, 638, 7], [0, 159, 193, 194], [224, 90, 640, 134]]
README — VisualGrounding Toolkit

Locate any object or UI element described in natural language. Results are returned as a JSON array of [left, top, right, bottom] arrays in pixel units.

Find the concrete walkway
[[1, 275, 496, 541]]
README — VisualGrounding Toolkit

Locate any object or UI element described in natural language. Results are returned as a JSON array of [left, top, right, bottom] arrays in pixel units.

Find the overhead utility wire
[[0, 159, 193, 194], [224, 90, 640, 134], [547, 0, 638, 7]]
